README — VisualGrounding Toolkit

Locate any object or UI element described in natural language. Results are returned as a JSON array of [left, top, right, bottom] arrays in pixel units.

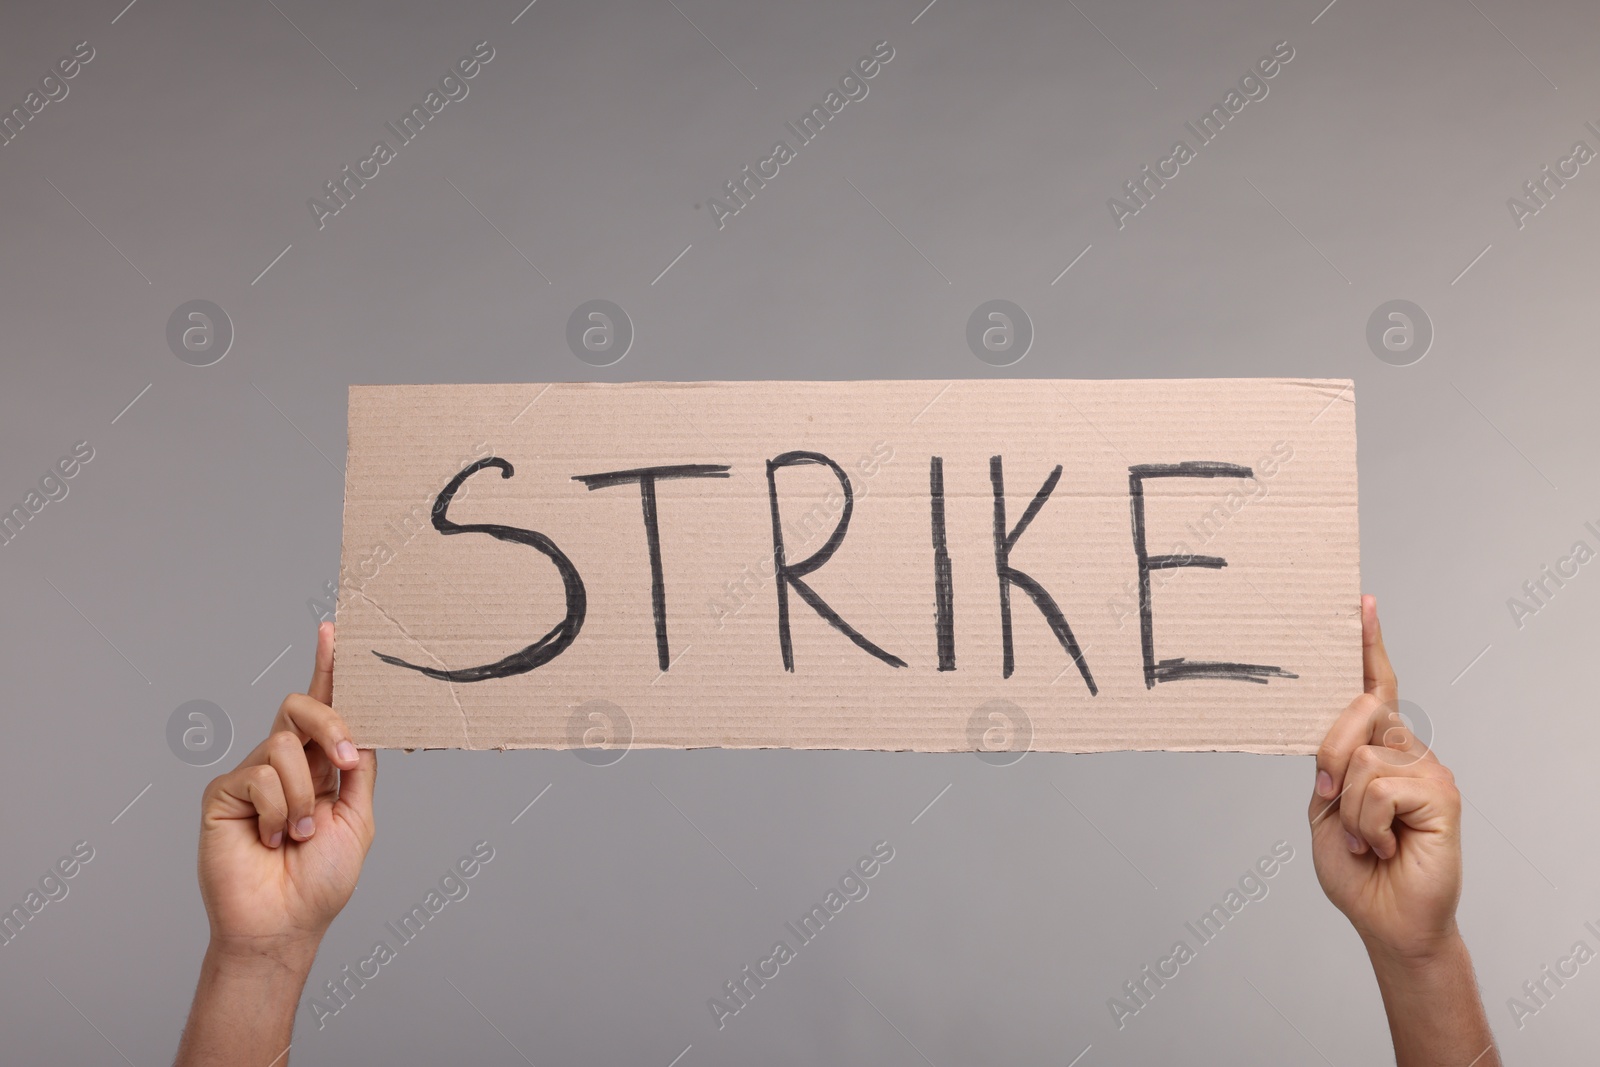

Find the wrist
[[205, 933, 321, 980], [179, 938, 316, 1066], [1361, 924, 1467, 978], [1358, 927, 1499, 1066]]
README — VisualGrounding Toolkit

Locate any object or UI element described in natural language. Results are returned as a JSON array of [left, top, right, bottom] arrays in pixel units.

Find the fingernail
[[1345, 832, 1362, 853], [1316, 770, 1333, 797], [269, 831, 283, 848], [337, 740, 358, 763], [296, 817, 315, 839]]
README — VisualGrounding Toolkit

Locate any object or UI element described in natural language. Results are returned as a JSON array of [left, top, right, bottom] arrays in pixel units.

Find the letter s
[[872, 40, 895, 63], [73, 41, 96, 62], [1272, 39, 1295, 62], [872, 840, 895, 863], [372, 459, 586, 682], [472, 40, 495, 63]]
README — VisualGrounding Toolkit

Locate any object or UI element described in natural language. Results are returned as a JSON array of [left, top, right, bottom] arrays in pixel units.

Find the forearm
[[175, 941, 316, 1067], [1365, 932, 1499, 1067]]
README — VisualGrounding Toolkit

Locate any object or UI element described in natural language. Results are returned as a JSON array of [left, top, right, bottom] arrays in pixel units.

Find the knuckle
[[1378, 723, 1411, 750], [1349, 745, 1382, 773], [269, 730, 303, 756], [201, 776, 229, 807]]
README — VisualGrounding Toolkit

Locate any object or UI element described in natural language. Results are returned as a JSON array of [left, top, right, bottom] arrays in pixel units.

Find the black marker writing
[[990, 456, 1095, 692], [373, 458, 586, 682], [767, 450, 906, 671], [929, 456, 955, 671], [572, 463, 731, 670], [1127, 461, 1297, 688]]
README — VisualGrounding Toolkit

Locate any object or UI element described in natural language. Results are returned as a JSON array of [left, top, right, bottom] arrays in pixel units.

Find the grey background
[[1, 0, 1595, 1063]]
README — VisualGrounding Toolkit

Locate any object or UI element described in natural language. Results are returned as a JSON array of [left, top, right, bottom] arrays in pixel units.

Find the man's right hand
[[1309, 594, 1461, 962], [1307, 594, 1498, 1067]]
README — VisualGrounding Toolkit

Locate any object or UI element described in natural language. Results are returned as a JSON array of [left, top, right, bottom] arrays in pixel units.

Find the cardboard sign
[[334, 380, 1359, 754]]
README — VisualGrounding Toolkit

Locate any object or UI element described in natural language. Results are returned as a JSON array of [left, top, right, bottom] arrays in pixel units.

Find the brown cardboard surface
[[333, 379, 1359, 753]]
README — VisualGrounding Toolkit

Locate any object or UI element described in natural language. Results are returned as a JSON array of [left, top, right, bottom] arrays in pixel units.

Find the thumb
[[308, 620, 335, 706], [1362, 594, 1398, 706], [337, 749, 377, 843]]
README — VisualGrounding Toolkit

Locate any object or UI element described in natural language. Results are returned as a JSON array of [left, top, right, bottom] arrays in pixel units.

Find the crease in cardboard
[[350, 588, 473, 749]]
